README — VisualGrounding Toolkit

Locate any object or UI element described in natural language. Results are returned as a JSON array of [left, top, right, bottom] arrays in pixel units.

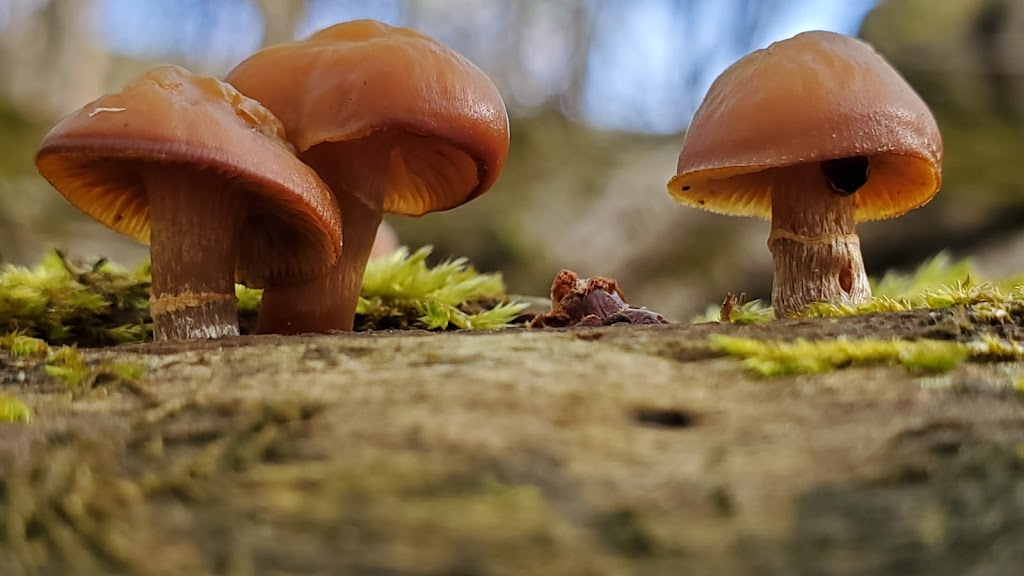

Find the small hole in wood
[[632, 407, 696, 429]]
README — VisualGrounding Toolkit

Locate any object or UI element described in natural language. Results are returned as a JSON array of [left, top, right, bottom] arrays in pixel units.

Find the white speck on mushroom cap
[[88, 107, 127, 117]]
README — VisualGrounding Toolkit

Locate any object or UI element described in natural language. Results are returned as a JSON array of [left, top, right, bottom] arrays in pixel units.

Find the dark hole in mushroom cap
[[632, 407, 696, 429], [821, 155, 869, 196]]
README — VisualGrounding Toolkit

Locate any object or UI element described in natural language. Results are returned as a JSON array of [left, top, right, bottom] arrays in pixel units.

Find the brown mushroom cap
[[668, 30, 942, 223], [225, 19, 510, 216], [35, 65, 341, 287]]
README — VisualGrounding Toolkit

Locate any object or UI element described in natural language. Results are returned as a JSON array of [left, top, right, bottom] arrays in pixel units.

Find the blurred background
[[1, 0, 1023, 320]]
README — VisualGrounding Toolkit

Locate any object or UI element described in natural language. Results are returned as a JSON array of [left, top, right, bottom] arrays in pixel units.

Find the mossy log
[[2, 304, 1024, 575]]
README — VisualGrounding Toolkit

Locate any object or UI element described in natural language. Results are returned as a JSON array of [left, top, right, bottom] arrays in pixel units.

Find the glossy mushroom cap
[[35, 65, 341, 287], [226, 19, 510, 216], [668, 30, 942, 222]]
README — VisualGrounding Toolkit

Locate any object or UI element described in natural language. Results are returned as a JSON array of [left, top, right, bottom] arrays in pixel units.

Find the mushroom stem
[[767, 162, 871, 318], [145, 168, 242, 340], [257, 193, 381, 334]]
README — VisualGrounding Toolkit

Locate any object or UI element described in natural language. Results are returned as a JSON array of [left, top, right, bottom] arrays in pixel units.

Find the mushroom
[[226, 19, 509, 334], [667, 31, 942, 318], [35, 65, 342, 340]]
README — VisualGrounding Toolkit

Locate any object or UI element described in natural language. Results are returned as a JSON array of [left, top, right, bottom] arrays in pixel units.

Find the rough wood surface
[[2, 308, 1024, 575]]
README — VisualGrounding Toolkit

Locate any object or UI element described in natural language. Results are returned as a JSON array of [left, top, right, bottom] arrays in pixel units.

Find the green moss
[[700, 252, 1020, 323], [694, 298, 773, 324], [711, 335, 969, 377], [806, 278, 1010, 318], [235, 284, 262, 315], [42, 345, 144, 393], [592, 508, 656, 557], [355, 247, 528, 331], [222, 460, 599, 573], [44, 345, 89, 388], [0, 250, 151, 346], [0, 332, 48, 357], [966, 334, 1024, 361], [105, 361, 145, 383], [0, 394, 32, 423], [712, 328, 1024, 378], [872, 252, 978, 299], [0, 247, 527, 347]]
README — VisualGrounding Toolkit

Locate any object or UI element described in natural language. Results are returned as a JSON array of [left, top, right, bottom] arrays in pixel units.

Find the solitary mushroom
[[226, 19, 509, 334], [35, 65, 341, 340], [667, 31, 942, 317]]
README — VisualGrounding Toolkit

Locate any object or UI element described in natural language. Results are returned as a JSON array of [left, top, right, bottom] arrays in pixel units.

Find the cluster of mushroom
[[36, 24, 943, 340], [35, 20, 510, 341]]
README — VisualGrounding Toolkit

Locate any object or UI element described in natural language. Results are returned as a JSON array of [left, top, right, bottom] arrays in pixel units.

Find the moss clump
[[592, 507, 656, 558], [711, 335, 970, 377], [712, 330, 1024, 377], [0, 332, 48, 357], [355, 247, 528, 331], [806, 278, 1012, 318], [871, 252, 977, 298], [0, 247, 527, 347], [235, 283, 263, 316], [208, 459, 607, 574], [0, 250, 151, 346], [1, 330, 145, 393], [0, 440, 170, 575], [243, 246, 528, 330], [694, 298, 773, 324], [0, 394, 32, 423], [42, 345, 144, 394], [966, 334, 1024, 361], [701, 252, 1021, 323], [43, 345, 89, 388]]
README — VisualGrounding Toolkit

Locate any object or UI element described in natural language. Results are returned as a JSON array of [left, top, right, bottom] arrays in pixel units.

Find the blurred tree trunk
[[0, 0, 108, 119], [558, 0, 593, 117], [256, 0, 305, 47], [972, 0, 1018, 121]]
